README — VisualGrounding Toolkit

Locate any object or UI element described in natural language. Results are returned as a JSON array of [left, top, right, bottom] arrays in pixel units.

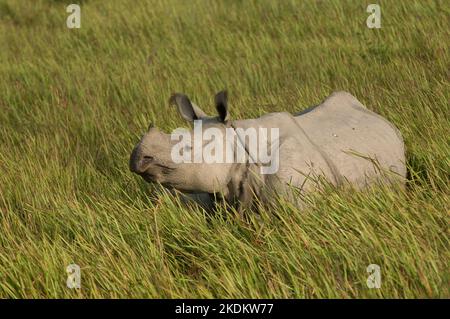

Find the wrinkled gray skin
[[130, 91, 406, 212]]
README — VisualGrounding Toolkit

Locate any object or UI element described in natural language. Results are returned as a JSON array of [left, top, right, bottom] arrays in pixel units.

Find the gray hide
[[129, 91, 406, 211]]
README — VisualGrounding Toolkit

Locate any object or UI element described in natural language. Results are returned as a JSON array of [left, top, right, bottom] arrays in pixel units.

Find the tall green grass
[[0, 0, 448, 298]]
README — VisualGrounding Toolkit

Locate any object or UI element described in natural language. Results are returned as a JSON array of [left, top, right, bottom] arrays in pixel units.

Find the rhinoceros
[[129, 91, 406, 211]]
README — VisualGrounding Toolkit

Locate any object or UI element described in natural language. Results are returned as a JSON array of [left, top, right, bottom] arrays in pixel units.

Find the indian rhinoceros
[[129, 90, 406, 211]]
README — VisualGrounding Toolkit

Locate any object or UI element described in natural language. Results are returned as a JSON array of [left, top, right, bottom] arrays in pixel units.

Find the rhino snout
[[129, 147, 152, 174]]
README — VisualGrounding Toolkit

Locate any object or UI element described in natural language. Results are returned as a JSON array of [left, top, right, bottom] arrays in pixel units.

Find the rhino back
[[294, 91, 406, 186]]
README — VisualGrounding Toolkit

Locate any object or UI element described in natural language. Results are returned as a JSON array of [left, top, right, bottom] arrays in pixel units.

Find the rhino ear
[[169, 93, 207, 122], [215, 90, 229, 122]]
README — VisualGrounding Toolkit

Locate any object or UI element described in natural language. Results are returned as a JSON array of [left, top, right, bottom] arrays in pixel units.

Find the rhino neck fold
[[229, 121, 259, 165], [222, 121, 261, 209], [221, 162, 263, 211]]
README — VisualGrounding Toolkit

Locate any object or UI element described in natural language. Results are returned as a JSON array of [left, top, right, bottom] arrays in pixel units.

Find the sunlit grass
[[0, 0, 448, 298]]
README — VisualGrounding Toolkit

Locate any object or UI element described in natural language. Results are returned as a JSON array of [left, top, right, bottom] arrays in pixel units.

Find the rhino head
[[129, 91, 240, 195]]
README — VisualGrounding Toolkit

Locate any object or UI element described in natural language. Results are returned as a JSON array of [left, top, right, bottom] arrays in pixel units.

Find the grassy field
[[0, 0, 449, 298]]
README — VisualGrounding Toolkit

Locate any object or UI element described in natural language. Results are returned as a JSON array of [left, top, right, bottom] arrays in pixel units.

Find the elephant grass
[[0, 0, 448, 298]]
